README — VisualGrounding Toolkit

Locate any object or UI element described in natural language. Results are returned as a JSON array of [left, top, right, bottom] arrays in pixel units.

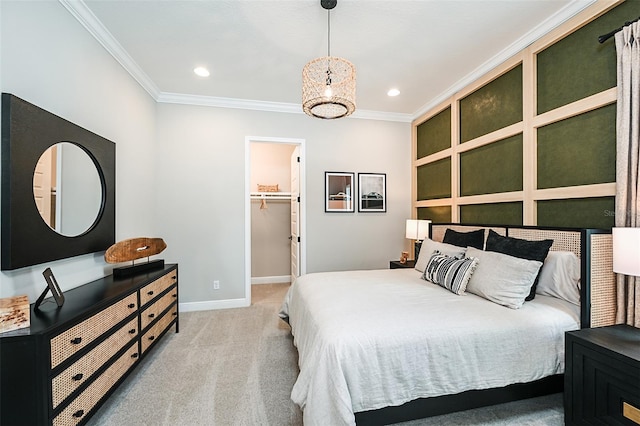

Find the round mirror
[[32, 142, 103, 237]]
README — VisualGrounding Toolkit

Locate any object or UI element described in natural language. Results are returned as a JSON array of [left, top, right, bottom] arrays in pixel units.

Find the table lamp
[[406, 219, 430, 260], [612, 227, 640, 276]]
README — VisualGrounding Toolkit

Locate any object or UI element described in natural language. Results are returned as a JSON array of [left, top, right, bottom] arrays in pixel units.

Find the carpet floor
[[88, 283, 564, 426]]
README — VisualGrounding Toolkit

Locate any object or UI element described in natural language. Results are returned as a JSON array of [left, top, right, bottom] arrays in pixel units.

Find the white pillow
[[536, 251, 581, 305], [415, 238, 466, 272], [465, 246, 543, 309]]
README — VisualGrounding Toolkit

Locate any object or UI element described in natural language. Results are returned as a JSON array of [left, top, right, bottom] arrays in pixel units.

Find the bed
[[279, 224, 616, 426]]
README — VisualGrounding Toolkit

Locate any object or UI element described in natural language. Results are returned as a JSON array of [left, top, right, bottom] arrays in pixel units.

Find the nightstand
[[389, 260, 415, 269], [564, 324, 640, 425]]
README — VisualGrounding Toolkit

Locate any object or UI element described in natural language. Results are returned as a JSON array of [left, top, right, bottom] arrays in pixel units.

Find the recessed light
[[387, 88, 400, 97], [194, 67, 210, 77]]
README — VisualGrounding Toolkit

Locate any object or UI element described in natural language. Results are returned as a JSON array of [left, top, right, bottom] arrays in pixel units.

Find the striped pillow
[[423, 251, 479, 295]]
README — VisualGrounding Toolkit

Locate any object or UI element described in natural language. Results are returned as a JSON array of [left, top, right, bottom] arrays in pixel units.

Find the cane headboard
[[429, 224, 615, 328]]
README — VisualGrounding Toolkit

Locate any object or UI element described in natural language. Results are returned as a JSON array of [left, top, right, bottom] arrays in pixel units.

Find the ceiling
[[70, 0, 594, 121]]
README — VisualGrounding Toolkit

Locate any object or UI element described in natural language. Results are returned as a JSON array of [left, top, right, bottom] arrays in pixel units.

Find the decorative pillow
[[465, 246, 543, 309], [423, 251, 479, 295], [415, 238, 467, 272], [485, 230, 553, 301], [443, 228, 485, 249], [536, 251, 581, 306]]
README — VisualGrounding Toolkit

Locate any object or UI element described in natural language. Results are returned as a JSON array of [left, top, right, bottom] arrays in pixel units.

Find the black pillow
[[485, 230, 553, 301], [443, 228, 485, 249]]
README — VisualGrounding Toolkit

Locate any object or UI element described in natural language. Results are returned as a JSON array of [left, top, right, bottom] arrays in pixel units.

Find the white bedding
[[279, 268, 580, 426]]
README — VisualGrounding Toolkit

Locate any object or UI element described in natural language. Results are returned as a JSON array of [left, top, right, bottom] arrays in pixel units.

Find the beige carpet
[[88, 283, 564, 426]]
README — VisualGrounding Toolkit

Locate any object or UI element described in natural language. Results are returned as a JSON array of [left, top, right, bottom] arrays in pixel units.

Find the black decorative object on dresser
[[0, 264, 179, 426], [565, 324, 640, 425]]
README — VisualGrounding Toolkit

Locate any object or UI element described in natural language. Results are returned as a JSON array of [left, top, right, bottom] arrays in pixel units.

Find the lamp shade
[[405, 219, 430, 241], [302, 56, 356, 119], [612, 227, 640, 276]]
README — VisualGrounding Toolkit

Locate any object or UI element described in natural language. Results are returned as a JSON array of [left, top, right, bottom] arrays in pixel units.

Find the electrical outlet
[[213, 280, 220, 290]]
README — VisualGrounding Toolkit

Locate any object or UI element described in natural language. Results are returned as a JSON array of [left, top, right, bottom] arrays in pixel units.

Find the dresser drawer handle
[[129, 328, 136, 334], [131, 353, 139, 359], [171, 275, 177, 280], [172, 312, 178, 316], [128, 303, 135, 309], [148, 313, 155, 318], [70, 337, 82, 345], [148, 335, 155, 341], [72, 373, 84, 381], [147, 290, 154, 296], [172, 293, 177, 298], [72, 409, 84, 418]]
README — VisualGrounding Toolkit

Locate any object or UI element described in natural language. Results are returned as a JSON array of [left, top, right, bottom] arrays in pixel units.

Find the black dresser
[[0, 264, 179, 426], [565, 324, 640, 425]]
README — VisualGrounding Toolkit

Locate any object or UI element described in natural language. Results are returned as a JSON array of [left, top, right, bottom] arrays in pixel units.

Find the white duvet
[[279, 268, 580, 426]]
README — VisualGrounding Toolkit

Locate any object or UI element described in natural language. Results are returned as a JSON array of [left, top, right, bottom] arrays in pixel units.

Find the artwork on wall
[[325, 172, 355, 212], [358, 173, 386, 212]]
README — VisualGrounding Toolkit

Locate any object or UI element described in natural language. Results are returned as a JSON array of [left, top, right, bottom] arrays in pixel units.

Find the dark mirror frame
[[1, 93, 115, 270]]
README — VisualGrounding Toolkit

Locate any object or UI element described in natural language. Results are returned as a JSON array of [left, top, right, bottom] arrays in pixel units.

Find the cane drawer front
[[52, 344, 139, 426], [140, 272, 177, 307], [141, 306, 177, 354], [140, 287, 178, 330], [51, 317, 139, 409], [50, 293, 138, 369]]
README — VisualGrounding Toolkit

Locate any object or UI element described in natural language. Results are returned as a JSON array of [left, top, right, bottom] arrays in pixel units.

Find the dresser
[[0, 264, 179, 426], [565, 324, 640, 425]]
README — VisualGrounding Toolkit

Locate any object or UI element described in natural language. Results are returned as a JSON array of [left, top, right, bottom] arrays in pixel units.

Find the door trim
[[244, 136, 306, 305]]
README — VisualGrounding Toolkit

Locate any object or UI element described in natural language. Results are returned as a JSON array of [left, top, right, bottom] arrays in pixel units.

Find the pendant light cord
[[327, 8, 331, 57]]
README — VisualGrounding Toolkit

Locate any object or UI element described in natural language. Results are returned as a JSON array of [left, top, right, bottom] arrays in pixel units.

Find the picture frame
[[325, 172, 355, 212], [34, 267, 65, 309], [358, 173, 386, 212]]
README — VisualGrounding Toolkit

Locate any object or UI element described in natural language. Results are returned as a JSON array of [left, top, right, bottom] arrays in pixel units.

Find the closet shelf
[[250, 191, 292, 201]]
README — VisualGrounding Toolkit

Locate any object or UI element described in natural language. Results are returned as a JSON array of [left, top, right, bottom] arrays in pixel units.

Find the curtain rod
[[598, 16, 639, 43]]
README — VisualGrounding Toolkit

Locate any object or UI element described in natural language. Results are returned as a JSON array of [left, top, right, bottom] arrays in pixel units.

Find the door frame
[[244, 136, 306, 304]]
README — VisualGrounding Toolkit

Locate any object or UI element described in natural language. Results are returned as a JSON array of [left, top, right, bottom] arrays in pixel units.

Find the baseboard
[[179, 297, 249, 312], [251, 275, 291, 285]]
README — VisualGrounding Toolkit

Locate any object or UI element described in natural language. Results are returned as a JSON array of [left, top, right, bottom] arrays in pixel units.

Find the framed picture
[[358, 173, 386, 212], [34, 267, 65, 309], [325, 172, 355, 212]]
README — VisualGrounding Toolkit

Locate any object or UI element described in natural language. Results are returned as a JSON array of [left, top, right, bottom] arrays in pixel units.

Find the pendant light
[[302, 0, 356, 119]]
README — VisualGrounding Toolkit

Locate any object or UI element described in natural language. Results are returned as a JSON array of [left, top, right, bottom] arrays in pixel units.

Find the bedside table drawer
[[565, 325, 640, 426]]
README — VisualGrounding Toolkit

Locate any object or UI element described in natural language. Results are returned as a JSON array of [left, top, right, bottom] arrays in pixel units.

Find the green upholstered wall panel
[[537, 104, 615, 189], [417, 157, 451, 200], [460, 134, 523, 196], [417, 107, 451, 159], [460, 202, 523, 226], [536, 1, 635, 114], [537, 197, 615, 229], [460, 65, 523, 143], [417, 206, 452, 224]]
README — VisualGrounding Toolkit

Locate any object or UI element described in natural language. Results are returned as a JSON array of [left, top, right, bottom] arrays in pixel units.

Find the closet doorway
[[244, 136, 306, 304]]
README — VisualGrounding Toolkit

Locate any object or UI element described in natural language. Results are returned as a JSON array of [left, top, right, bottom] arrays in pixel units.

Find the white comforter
[[279, 268, 580, 426]]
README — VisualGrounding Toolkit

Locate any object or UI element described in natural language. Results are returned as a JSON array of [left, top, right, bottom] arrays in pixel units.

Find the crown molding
[[157, 92, 412, 122], [411, 0, 596, 120], [59, 0, 161, 99]]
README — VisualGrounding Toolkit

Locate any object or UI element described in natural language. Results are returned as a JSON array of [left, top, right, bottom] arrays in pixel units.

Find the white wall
[[0, 1, 157, 300], [0, 1, 412, 308], [155, 103, 411, 305]]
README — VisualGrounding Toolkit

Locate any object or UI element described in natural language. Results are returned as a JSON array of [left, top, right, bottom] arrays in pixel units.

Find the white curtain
[[615, 21, 640, 327]]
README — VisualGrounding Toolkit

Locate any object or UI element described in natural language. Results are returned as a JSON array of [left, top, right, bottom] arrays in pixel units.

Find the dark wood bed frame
[[355, 223, 614, 425]]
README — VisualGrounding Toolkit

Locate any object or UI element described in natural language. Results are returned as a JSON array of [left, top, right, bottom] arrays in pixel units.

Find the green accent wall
[[460, 202, 523, 226], [460, 134, 523, 196], [417, 206, 452, 224], [417, 157, 451, 200], [537, 197, 615, 229], [537, 104, 616, 189], [536, 1, 635, 114], [417, 107, 451, 159], [460, 65, 523, 143]]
